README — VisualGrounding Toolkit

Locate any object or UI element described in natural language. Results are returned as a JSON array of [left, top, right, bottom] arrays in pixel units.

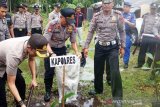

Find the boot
[[44, 78, 53, 102]]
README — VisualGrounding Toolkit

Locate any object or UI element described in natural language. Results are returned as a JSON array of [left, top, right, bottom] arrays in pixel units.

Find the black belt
[[98, 40, 117, 46]]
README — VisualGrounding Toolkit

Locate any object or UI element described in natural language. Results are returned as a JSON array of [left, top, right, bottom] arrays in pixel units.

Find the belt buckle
[[19, 28, 22, 31], [106, 42, 110, 46], [111, 40, 116, 45], [36, 28, 39, 30]]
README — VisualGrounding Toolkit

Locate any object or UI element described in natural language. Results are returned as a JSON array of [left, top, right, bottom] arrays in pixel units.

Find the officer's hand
[[50, 53, 57, 57], [76, 52, 82, 59], [83, 48, 88, 58], [119, 48, 125, 58], [27, 32, 31, 36], [31, 79, 37, 88], [21, 104, 26, 107]]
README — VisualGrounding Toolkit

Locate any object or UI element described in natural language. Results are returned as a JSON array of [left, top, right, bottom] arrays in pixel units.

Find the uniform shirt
[[153, 17, 160, 36], [84, 10, 126, 48], [0, 36, 29, 77], [30, 13, 43, 28], [123, 12, 136, 32], [6, 13, 13, 27], [44, 19, 76, 48], [75, 12, 84, 27], [12, 12, 29, 30], [0, 18, 10, 41], [48, 10, 61, 21], [140, 13, 159, 36]]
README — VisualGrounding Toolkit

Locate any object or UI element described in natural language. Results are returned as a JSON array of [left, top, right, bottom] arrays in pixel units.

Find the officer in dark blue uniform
[[123, 1, 136, 68]]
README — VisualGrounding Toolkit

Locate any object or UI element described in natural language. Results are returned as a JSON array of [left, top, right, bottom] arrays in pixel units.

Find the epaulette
[[113, 10, 122, 15]]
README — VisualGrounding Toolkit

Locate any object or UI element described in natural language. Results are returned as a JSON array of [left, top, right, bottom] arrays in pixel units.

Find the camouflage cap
[[102, 0, 113, 4]]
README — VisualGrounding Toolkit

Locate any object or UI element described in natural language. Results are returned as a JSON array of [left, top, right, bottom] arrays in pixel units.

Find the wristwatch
[[18, 100, 24, 106]]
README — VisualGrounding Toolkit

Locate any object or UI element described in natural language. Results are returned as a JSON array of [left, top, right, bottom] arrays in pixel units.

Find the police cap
[[22, 3, 28, 8], [150, 3, 157, 9], [55, 3, 61, 8], [28, 34, 49, 58], [34, 4, 39, 9], [102, 0, 113, 4], [0, 0, 7, 8], [17, 3, 24, 8], [61, 8, 75, 24], [124, 2, 132, 7]]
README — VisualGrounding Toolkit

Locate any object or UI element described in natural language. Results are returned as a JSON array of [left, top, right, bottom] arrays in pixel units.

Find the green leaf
[[156, 60, 160, 65], [64, 92, 75, 101], [146, 53, 154, 60]]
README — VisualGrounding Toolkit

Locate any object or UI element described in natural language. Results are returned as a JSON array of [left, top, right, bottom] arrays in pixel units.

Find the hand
[[119, 48, 125, 58], [50, 53, 57, 57], [30, 79, 37, 88], [27, 32, 31, 36], [156, 35, 160, 39], [21, 104, 26, 107], [76, 52, 82, 59], [83, 48, 88, 58]]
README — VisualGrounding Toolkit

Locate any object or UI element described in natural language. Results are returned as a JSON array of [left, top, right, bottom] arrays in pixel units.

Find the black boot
[[44, 78, 53, 102]]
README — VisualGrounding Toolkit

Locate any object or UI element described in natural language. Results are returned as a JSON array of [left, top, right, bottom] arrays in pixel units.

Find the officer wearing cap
[[123, 1, 136, 68], [0, 0, 10, 41], [43, 8, 81, 102], [48, 3, 61, 22], [83, 0, 125, 106], [135, 3, 159, 68], [0, 34, 49, 107], [29, 4, 43, 34], [6, 12, 15, 38], [23, 3, 32, 35], [12, 4, 30, 37]]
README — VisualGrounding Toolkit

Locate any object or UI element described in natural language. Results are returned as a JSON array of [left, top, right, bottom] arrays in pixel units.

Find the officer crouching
[[83, 0, 126, 107], [43, 8, 81, 102]]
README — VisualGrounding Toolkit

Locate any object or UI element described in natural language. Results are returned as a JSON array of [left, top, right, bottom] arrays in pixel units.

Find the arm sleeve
[[84, 14, 97, 48], [153, 19, 160, 36], [117, 15, 126, 48]]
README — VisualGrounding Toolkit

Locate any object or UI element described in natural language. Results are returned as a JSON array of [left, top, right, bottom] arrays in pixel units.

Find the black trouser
[[44, 46, 66, 93], [14, 28, 27, 37], [138, 36, 156, 67], [0, 68, 26, 107], [94, 43, 122, 100], [31, 28, 42, 35]]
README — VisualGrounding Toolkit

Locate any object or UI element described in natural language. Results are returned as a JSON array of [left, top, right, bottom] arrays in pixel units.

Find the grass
[[6, 14, 160, 107]]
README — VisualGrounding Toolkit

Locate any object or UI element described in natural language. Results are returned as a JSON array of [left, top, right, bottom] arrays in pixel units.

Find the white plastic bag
[[55, 58, 80, 103]]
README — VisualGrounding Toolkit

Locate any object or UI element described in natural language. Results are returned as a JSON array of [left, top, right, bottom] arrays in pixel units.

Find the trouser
[[44, 46, 66, 93], [0, 68, 26, 107], [76, 27, 83, 44], [137, 36, 156, 67], [94, 42, 122, 100], [123, 35, 132, 65], [31, 28, 42, 35], [154, 41, 160, 67], [14, 28, 27, 37]]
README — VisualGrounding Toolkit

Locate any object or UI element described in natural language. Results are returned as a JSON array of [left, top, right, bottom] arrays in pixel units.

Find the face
[[18, 7, 24, 13], [35, 9, 39, 14], [24, 7, 28, 12], [60, 16, 67, 26], [102, 2, 114, 12], [0, 6, 7, 18], [55, 7, 61, 12], [76, 8, 81, 13], [123, 5, 131, 13], [27, 47, 37, 57]]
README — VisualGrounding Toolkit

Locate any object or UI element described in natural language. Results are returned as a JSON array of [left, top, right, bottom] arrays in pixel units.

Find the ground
[[6, 14, 160, 107]]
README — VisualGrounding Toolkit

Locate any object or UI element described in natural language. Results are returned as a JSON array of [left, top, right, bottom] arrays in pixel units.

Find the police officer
[[6, 12, 15, 38], [0, 1, 9, 41], [83, 0, 125, 106], [12, 4, 30, 37], [0, 34, 49, 107], [123, 1, 136, 68], [30, 4, 43, 34], [43, 8, 81, 102], [135, 3, 158, 68], [48, 3, 61, 22]]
